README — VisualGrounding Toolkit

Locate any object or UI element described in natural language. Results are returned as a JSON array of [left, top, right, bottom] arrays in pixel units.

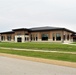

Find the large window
[[1, 36, 5, 41], [56, 33, 61, 41], [42, 34, 48, 41], [7, 36, 11, 41]]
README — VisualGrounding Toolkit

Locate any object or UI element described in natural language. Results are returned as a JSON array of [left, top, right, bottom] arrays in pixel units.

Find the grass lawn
[[72, 42, 76, 44], [0, 42, 76, 52], [0, 49, 76, 62]]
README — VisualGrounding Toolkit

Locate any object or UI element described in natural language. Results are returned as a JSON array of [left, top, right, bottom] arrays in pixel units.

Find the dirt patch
[[0, 53, 76, 68]]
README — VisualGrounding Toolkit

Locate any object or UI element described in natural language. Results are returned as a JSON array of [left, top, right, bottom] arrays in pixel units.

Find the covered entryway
[[17, 37, 22, 42]]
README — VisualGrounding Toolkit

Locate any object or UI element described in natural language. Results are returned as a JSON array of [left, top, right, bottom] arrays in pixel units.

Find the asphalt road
[[0, 56, 76, 75]]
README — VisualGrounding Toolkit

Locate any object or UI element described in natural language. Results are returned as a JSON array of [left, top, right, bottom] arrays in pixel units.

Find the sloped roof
[[0, 26, 75, 34], [29, 26, 75, 33], [30, 26, 61, 31], [12, 28, 29, 31], [0, 31, 14, 34]]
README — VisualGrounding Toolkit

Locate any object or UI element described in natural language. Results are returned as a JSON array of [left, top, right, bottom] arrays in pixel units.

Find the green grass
[[72, 42, 76, 44], [0, 49, 76, 62], [0, 42, 76, 52]]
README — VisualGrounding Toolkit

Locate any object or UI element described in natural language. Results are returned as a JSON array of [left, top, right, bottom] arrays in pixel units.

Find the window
[[32, 34, 35, 41], [42, 34, 48, 41], [52, 33, 55, 41], [56, 33, 61, 41], [30, 34, 32, 41], [36, 37, 38, 41], [67, 34, 69, 40], [31, 34, 38, 41], [25, 37, 26, 41], [25, 37, 29, 41], [32, 34, 34, 40], [63, 35, 66, 40], [34, 37, 35, 41], [7, 36, 11, 41], [1, 36, 3, 40], [1, 36, 5, 41], [27, 37, 29, 41], [36, 34, 38, 41]]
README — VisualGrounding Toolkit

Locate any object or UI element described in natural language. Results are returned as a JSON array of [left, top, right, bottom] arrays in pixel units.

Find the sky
[[0, 0, 76, 32]]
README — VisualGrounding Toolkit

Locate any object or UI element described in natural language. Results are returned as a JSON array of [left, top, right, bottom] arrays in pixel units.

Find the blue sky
[[0, 0, 76, 32]]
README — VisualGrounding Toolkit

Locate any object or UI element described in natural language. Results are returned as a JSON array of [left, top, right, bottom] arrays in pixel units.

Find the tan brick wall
[[1, 33, 15, 42], [30, 31, 50, 39], [30, 30, 73, 42]]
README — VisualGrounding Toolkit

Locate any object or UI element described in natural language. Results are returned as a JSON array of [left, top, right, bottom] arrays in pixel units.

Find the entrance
[[17, 37, 22, 42]]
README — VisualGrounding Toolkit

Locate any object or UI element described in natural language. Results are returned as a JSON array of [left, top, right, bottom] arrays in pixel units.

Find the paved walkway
[[63, 43, 76, 46], [0, 56, 76, 75], [0, 47, 76, 54], [68, 44, 76, 46]]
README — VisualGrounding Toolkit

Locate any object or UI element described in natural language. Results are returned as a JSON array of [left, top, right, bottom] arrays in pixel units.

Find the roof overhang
[[0, 31, 14, 34], [12, 28, 29, 31]]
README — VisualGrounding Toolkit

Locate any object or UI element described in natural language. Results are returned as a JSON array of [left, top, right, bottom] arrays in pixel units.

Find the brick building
[[0, 26, 76, 43]]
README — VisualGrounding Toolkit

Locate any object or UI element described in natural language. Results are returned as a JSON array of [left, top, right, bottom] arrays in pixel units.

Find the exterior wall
[[30, 30, 73, 43], [15, 30, 27, 35], [0, 33, 15, 42], [49, 30, 63, 42], [39, 31, 50, 42], [30, 30, 63, 42], [30, 32, 40, 41], [30, 31, 51, 42]]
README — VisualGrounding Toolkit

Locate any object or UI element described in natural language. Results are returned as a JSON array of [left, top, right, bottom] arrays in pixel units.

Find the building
[[0, 26, 76, 43]]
